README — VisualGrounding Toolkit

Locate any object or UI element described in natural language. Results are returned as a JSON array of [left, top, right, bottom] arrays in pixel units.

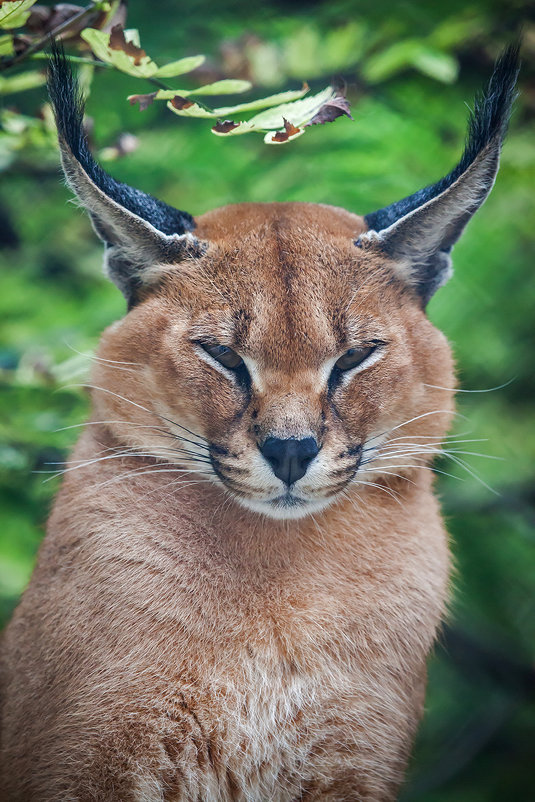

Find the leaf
[[269, 118, 302, 143], [0, 33, 13, 55], [81, 26, 206, 82], [167, 84, 352, 143], [246, 86, 335, 130], [162, 85, 309, 116], [411, 47, 458, 84], [362, 39, 459, 84], [153, 54, 205, 78], [165, 100, 215, 119], [170, 95, 195, 110], [128, 91, 157, 111], [190, 79, 252, 96], [211, 120, 240, 134], [306, 93, 353, 126], [211, 120, 256, 137], [0, 69, 46, 95], [0, 0, 37, 30], [81, 27, 158, 77], [109, 23, 146, 66]]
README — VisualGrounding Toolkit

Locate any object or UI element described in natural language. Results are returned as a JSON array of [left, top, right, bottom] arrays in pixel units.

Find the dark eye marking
[[334, 345, 376, 371], [328, 341, 385, 393], [201, 343, 244, 370]]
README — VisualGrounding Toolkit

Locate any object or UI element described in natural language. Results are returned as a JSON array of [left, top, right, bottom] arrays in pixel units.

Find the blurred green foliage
[[1, 0, 534, 799]]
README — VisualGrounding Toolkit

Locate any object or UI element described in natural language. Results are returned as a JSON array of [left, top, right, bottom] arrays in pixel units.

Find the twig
[[0, 2, 101, 72]]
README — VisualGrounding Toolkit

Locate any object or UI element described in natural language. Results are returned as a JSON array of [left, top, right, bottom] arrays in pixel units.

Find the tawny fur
[[0, 203, 455, 801]]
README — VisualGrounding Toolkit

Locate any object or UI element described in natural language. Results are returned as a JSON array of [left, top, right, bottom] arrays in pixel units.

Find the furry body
[[1, 204, 452, 801], [1, 431, 448, 801]]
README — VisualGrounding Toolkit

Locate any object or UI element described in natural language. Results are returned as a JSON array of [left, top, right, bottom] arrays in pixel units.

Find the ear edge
[[48, 43, 208, 306], [359, 138, 503, 305], [364, 44, 520, 233], [47, 42, 195, 238]]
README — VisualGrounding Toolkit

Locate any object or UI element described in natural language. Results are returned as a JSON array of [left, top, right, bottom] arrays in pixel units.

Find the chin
[[234, 492, 336, 521]]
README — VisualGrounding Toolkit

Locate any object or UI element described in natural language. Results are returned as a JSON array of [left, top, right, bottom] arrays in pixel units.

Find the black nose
[[260, 437, 320, 486]]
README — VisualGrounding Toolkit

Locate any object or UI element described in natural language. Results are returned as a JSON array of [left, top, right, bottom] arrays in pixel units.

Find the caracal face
[[91, 203, 454, 520]]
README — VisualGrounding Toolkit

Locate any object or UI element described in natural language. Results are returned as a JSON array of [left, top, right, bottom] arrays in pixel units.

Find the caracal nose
[[260, 437, 320, 486]]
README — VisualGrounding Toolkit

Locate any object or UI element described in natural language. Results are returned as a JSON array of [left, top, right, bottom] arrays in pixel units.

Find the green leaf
[[361, 40, 421, 83], [165, 86, 311, 122], [81, 28, 158, 78], [158, 79, 252, 102], [82, 30, 209, 82], [190, 79, 252, 96], [153, 54, 205, 78], [362, 39, 458, 84], [0, 70, 46, 95], [81, 28, 118, 63], [0, 0, 37, 30], [411, 47, 458, 84], [0, 33, 13, 56], [211, 120, 257, 137], [167, 85, 344, 145], [165, 100, 216, 119], [246, 86, 335, 129], [214, 86, 309, 115]]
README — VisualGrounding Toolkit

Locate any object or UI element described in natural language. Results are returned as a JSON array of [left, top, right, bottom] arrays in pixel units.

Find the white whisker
[[423, 378, 515, 393], [66, 383, 210, 450]]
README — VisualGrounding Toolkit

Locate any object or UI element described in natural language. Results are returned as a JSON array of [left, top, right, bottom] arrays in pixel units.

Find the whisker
[[351, 478, 402, 505], [42, 443, 212, 466], [67, 384, 210, 450], [64, 343, 142, 367], [56, 416, 209, 454], [365, 409, 467, 446], [63, 344, 141, 374], [38, 451, 211, 482], [423, 378, 515, 393], [370, 446, 502, 461], [361, 437, 487, 454], [93, 466, 214, 491], [359, 463, 462, 481]]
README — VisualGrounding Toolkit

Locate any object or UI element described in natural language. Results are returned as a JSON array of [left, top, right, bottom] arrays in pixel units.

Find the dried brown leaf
[[306, 94, 353, 126], [128, 92, 157, 111], [109, 24, 146, 66], [170, 95, 194, 110], [271, 118, 301, 143], [212, 119, 240, 133]]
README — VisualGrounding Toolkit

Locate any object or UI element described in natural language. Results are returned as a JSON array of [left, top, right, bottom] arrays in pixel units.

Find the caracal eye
[[334, 346, 376, 371], [202, 343, 244, 370]]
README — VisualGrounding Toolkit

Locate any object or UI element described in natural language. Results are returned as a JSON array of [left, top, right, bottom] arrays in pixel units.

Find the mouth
[[234, 489, 335, 521], [208, 443, 361, 520], [271, 490, 307, 509]]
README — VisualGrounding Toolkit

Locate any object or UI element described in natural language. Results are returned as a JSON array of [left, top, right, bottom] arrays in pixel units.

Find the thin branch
[[0, 2, 102, 72]]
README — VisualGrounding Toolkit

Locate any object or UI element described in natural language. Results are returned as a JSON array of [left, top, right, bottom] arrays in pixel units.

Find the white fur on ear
[[360, 144, 498, 302]]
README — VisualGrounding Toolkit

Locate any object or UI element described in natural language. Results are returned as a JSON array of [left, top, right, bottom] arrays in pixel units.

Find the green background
[[1, 1, 534, 799]]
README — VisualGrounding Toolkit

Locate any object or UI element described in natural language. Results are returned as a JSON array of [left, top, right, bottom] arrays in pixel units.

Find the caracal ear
[[47, 43, 206, 308], [359, 45, 520, 306]]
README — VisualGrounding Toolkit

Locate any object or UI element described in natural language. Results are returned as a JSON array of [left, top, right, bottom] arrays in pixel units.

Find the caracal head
[[47, 45, 518, 519]]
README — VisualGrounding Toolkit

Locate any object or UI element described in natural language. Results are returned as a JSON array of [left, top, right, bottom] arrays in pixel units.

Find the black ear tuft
[[365, 44, 520, 233], [47, 42, 195, 237], [360, 45, 520, 306]]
